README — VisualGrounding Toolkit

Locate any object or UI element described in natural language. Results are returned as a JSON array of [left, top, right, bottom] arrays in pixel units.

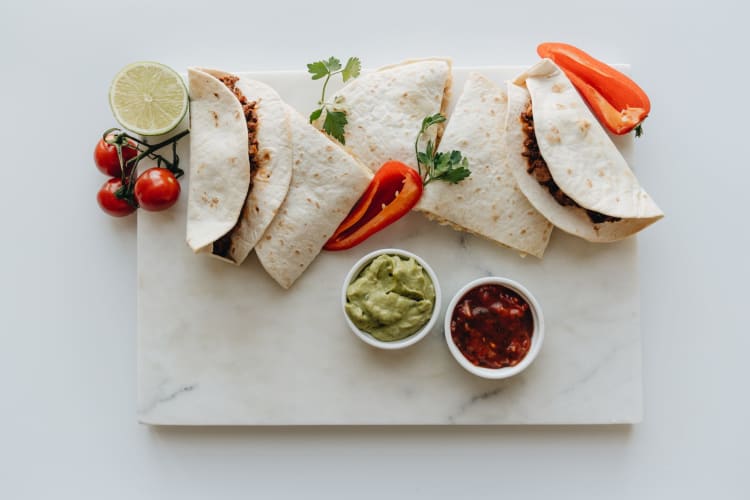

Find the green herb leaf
[[325, 56, 342, 72], [420, 113, 446, 134], [635, 124, 644, 138], [416, 151, 432, 166], [307, 56, 361, 144], [415, 114, 471, 186], [309, 108, 323, 123], [323, 110, 348, 145], [307, 61, 329, 80], [432, 151, 451, 177], [342, 57, 361, 82], [439, 156, 471, 184], [424, 140, 434, 161]]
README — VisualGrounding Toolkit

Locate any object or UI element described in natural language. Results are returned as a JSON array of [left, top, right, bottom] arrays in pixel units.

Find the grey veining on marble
[[137, 67, 642, 425]]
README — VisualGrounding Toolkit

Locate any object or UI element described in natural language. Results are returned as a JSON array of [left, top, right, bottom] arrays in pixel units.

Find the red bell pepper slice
[[324, 161, 423, 251], [537, 42, 651, 135]]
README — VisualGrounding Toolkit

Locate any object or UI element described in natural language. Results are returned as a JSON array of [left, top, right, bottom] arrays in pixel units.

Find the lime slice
[[109, 61, 188, 136]]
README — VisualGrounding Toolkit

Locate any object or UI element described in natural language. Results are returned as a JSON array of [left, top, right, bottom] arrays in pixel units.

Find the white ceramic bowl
[[444, 276, 544, 379], [342, 248, 442, 350]]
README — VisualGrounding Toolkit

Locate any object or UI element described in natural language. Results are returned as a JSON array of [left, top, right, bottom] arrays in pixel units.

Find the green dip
[[345, 254, 436, 342]]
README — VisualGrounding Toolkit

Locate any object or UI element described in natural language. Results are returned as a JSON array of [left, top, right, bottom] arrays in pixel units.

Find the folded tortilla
[[255, 107, 373, 289], [506, 59, 663, 242], [416, 73, 553, 258], [324, 58, 452, 172], [186, 68, 292, 263]]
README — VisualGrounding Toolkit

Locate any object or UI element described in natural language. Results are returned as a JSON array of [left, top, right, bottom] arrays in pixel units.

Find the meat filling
[[212, 74, 261, 258], [218, 74, 260, 178], [520, 104, 619, 224]]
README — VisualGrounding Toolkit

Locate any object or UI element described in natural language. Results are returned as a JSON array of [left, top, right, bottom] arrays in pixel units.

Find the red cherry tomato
[[94, 134, 138, 177], [134, 168, 181, 211], [97, 178, 136, 217]]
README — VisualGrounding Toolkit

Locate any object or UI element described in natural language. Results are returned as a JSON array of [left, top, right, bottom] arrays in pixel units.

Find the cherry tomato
[[97, 178, 136, 217], [134, 168, 181, 211], [94, 134, 139, 177]]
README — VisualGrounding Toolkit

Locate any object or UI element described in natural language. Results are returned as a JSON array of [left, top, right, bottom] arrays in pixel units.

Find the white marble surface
[[138, 68, 642, 425]]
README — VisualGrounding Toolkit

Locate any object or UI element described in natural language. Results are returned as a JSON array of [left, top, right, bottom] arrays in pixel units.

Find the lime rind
[[109, 61, 189, 136]]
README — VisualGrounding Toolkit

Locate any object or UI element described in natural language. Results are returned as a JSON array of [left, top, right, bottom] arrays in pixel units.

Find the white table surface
[[1, 0, 746, 497]]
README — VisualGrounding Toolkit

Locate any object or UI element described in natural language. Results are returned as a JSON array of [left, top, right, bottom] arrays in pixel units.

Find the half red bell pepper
[[537, 42, 651, 135], [324, 161, 423, 251]]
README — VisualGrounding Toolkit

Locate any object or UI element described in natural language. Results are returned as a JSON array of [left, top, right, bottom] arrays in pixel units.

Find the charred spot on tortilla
[[210, 73, 261, 260], [520, 103, 620, 224]]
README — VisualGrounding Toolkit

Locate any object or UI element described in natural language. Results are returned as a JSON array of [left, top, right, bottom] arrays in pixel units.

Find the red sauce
[[450, 284, 534, 369]]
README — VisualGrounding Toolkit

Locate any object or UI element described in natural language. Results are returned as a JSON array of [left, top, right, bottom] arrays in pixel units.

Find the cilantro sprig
[[307, 56, 361, 144], [415, 113, 471, 186]]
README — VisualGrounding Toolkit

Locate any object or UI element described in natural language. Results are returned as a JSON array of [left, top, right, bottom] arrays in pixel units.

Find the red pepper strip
[[537, 42, 651, 135], [324, 161, 423, 251]]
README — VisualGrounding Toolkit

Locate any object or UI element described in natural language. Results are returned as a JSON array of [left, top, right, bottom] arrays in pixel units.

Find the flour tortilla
[[506, 60, 663, 242], [186, 68, 292, 263], [186, 68, 249, 256], [255, 107, 373, 288], [416, 73, 553, 258], [324, 58, 452, 172]]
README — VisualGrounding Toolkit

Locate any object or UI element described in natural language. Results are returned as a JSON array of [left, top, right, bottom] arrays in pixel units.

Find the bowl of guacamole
[[342, 249, 442, 349]]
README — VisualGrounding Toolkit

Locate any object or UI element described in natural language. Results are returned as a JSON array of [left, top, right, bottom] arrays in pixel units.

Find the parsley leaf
[[414, 113, 471, 186], [342, 57, 361, 82], [437, 155, 471, 183], [306, 56, 362, 144], [635, 124, 644, 138], [420, 113, 446, 134], [325, 56, 342, 72], [307, 61, 329, 80], [323, 110, 348, 145], [309, 108, 323, 123]]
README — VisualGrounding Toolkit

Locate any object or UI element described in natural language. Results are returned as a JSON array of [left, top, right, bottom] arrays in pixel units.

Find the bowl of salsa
[[444, 277, 544, 379]]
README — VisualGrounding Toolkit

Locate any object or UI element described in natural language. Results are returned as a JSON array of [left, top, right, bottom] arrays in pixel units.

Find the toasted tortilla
[[324, 58, 452, 172], [255, 107, 373, 289], [186, 68, 250, 257], [506, 60, 663, 242], [416, 73, 553, 258], [186, 68, 292, 263]]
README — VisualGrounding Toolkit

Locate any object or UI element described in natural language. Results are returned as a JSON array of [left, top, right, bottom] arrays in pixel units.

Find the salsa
[[450, 284, 533, 369]]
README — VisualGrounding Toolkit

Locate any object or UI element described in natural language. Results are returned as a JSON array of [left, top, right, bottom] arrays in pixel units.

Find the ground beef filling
[[520, 105, 619, 224], [212, 75, 261, 258]]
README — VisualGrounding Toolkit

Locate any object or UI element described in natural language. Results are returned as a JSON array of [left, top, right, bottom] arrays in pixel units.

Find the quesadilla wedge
[[506, 59, 663, 242], [255, 107, 373, 289], [186, 68, 292, 263], [416, 72, 553, 258], [323, 58, 452, 172]]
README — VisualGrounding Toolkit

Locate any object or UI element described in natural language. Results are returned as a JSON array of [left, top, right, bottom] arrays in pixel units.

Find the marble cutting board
[[137, 66, 642, 425]]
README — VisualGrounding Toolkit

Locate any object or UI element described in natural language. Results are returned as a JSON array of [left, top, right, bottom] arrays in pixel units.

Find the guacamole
[[345, 254, 435, 342]]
